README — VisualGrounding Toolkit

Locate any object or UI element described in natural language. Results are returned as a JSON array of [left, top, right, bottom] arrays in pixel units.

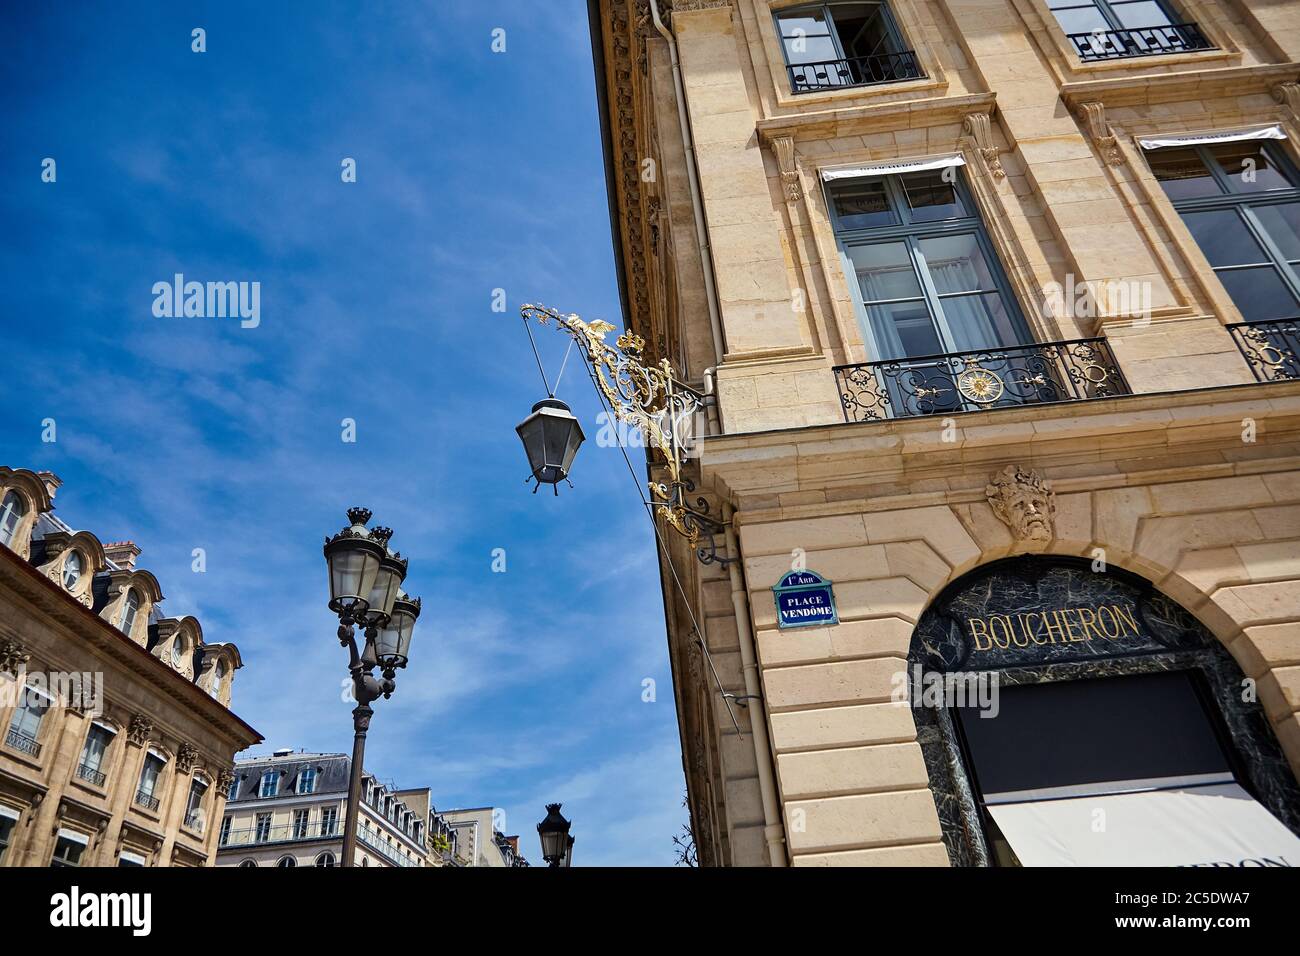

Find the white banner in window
[[987, 783, 1300, 867], [56, 828, 90, 846], [1139, 125, 1287, 150], [821, 153, 966, 182], [0, 804, 19, 821]]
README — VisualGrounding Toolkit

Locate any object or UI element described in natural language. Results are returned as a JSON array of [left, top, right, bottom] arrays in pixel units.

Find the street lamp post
[[323, 508, 421, 868], [537, 803, 573, 868]]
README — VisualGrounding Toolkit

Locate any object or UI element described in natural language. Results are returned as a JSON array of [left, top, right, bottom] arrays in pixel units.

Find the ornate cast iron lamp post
[[323, 508, 421, 867], [537, 802, 573, 868]]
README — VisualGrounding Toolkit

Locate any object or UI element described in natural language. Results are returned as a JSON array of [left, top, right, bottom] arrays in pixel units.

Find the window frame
[[1048, 0, 1179, 34], [774, 2, 919, 94], [0, 808, 16, 864], [292, 808, 310, 839], [77, 723, 116, 782], [0, 491, 26, 548], [259, 769, 280, 798], [297, 767, 317, 795], [51, 831, 88, 868], [254, 812, 272, 843], [827, 168, 1034, 363], [1150, 140, 1300, 323]]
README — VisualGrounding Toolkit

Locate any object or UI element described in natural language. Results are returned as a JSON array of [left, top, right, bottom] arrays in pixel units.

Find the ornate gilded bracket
[[1077, 102, 1125, 167], [521, 303, 733, 566]]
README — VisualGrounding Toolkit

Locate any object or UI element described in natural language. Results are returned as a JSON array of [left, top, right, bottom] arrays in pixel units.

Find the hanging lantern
[[515, 399, 585, 494]]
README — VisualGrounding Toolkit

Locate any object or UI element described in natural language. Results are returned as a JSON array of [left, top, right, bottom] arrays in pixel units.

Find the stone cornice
[[756, 92, 997, 142], [700, 381, 1300, 514], [1059, 62, 1300, 110]]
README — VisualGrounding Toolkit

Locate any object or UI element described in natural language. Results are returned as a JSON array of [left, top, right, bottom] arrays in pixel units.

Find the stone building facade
[[0, 466, 260, 867], [587, 0, 1300, 865], [215, 751, 435, 867]]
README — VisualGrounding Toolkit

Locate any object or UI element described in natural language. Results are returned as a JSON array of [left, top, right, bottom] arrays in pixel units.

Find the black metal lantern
[[323, 508, 386, 616], [516, 399, 584, 494], [563, 833, 574, 868], [374, 594, 420, 670], [537, 803, 572, 867]]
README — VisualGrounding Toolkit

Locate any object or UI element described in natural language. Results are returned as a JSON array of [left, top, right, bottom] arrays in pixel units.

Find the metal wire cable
[[580, 359, 744, 738]]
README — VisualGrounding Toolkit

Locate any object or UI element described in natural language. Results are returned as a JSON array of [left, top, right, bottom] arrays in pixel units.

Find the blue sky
[[0, 0, 687, 865]]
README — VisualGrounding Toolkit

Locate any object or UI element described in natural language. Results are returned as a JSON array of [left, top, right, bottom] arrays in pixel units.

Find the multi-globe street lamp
[[537, 803, 574, 868], [323, 507, 421, 868]]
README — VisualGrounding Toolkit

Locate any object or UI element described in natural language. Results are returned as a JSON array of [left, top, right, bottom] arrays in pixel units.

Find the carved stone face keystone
[[986, 465, 1055, 542]]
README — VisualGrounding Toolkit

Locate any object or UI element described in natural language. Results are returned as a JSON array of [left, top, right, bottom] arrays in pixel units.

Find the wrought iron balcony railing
[[834, 338, 1129, 422], [76, 763, 107, 787], [5, 729, 41, 758], [358, 823, 421, 867], [1068, 22, 1212, 62], [135, 789, 160, 811], [1228, 319, 1300, 383], [788, 50, 922, 93], [221, 820, 340, 848]]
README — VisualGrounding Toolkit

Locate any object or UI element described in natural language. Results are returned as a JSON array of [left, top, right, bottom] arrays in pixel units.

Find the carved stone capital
[[217, 766, 236, 794], [671, 0, 734, 12], [127, 713, 153, 747], [176, 742, 199, 775], [0, 639, 30, 677], [963, 112, 1005, 180], [1077, 102, 1125, 167], [986, 465, 1056, 543], [767, 134, 802, 203], [1273, 82, 1300, 119]]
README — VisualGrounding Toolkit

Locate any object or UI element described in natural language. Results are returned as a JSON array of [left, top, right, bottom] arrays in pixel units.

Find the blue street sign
[[772, 569, 838, 630]]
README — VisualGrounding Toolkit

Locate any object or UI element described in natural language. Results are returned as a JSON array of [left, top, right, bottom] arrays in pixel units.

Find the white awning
[[119, 850, 146, 865], [56, 828, 90, 846], [987, 783, 1300, 867], [1139, 125, 1287, 150], [0, 804, 19, 821], [821, 153, 966, 182]]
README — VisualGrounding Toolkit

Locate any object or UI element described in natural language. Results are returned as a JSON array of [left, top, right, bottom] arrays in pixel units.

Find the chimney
[[103, 541, 141, 570], [35, 471, 62, 499]]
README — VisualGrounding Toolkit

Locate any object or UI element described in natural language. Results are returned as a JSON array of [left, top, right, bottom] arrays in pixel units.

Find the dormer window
[[61, 551, 83, 591], [298, 767, 317, 794], [212, 661, 226, 699], [117, 589, 140, 635], [0, 491, 25, 549], [776, 3, 921, 94], [171, 637, 188, 669], [259, 770, 279, 798]]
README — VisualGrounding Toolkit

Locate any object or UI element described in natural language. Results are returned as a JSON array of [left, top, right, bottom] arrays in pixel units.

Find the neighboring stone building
[[216, 750, 429, 867], [440, 807, 530, 867], [0, 466, 260, 867], [587, 1, 1300, 866]]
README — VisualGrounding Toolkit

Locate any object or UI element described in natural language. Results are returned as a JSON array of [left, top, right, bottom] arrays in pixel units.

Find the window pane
[[777, 11, 830, 39], [918, 234, 998, 293], [782, 34, 839, 65], [1051, 8, 1111, 36], [832, 181, 895, 229], [1148, 147, 1221, 200], [1110, 1, 1174, 29], [1253, 203, 1300, 261], [1180, 209, 1269, 267], [938, 292, 1025, 352], [900, 170, 967, 221], [1215, 266, 1300, 322], [867, 300, 944, 359], [828, 3, 894, 60], [849, 241, 924, 300], [1212, 142, 1295, 193]]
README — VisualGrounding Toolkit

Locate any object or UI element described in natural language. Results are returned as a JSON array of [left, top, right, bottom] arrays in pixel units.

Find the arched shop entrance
[[909, 556, 1300, 867]]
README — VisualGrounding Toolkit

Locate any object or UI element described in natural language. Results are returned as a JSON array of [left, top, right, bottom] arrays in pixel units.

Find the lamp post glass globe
[[374, 595, 421, 669], [516, 399, 584, 494], [323, 508, 385, 617], [537, 802, 572, 866], [362, 552, 407, 627]]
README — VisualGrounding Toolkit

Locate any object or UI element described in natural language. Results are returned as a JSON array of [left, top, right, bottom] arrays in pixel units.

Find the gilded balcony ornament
[[956, 362, 1005, 405], [521, 303, 731, 564]]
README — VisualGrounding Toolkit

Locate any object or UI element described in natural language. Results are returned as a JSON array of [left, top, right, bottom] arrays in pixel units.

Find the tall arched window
[[0, 491, 26, 548], [212, 661, 226, 699], [276, 855, 296, 868], [314, 851, 337, 867], [117, 589, 140, 635]]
